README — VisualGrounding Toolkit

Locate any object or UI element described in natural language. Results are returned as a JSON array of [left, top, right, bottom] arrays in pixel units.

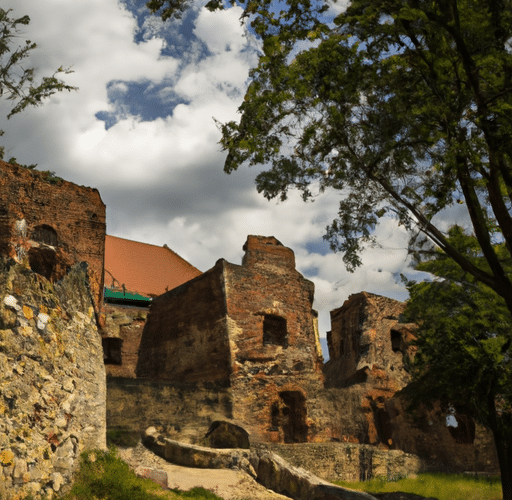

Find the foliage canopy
[[403, 226, 512, 498], [217, 0, 512, 313]]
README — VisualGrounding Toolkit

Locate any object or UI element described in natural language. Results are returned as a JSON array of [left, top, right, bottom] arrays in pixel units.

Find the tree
[[403, 226, 512, 498], [217, 0, 512, 313], [0, 8, 76, 159]]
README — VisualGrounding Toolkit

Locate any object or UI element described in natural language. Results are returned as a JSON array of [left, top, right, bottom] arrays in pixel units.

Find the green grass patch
[[59, 447, 226, 500], [106, 426, 141, 448], [334, 473, 502, 500]]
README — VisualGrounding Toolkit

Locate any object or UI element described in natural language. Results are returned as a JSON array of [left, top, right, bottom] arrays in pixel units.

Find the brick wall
[[135, 261, 232, 383], [0, 161, 106, 312]]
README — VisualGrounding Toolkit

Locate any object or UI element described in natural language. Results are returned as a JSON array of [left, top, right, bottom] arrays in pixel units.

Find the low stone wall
[[262, 443, 435, 482], [143, 429, 377, 500], [107, 378, 233, 442]]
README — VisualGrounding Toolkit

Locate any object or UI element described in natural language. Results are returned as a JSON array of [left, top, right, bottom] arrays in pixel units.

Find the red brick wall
[[0, 161, 106, 311], [226, 236, 325, 443]]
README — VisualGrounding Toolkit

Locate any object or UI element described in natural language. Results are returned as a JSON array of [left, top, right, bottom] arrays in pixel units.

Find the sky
[[0, 0, 437, 357]]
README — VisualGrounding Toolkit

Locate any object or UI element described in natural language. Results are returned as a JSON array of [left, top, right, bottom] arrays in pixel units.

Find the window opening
[[263, 314, 288, 347], [31, 225, 58, 247], [391, 330, 401, 353], [102, 338, 123, 365], [28, 247, 56, 280]]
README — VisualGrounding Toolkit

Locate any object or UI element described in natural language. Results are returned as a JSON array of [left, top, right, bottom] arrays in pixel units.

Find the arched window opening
[[28, 247, 56, 280], [391, 330, 402, 353], [103, 338, 123, 365], [263, 314, 288, 347], [31, 225, 58, 247]]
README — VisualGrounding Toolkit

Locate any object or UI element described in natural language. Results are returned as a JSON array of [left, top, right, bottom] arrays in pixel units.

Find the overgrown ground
[[334, 473, 502, 500], [57, 448, 226, 500], [43, 445, 503, 500]]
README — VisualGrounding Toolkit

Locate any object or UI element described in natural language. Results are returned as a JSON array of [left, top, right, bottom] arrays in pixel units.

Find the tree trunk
[[488, 388, 512, 500], [492, 433, 512, 500]]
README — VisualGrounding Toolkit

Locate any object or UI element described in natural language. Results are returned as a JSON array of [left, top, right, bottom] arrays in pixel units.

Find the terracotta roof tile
[[104, 235, 202, 298]]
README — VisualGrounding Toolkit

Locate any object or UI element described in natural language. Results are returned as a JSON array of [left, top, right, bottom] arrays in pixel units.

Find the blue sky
[[0, 0, 438, 356]]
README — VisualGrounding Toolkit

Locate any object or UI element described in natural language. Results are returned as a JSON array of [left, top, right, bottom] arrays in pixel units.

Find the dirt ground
[[117, 443, 291, 500]]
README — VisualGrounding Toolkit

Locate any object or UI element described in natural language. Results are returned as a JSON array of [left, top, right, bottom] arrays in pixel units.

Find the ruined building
[[0, 160, 106, 314], [134, 235, 326, 443]]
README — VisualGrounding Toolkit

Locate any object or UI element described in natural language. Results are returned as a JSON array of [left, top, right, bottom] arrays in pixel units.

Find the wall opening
[[447, 413, 476, 444], [276, 391, 308, 443], [31, 225, 58, 246], [103, 338, 123, 365], [391, 330, 401, 353], [263, 314, 288, 347], [28, 247, 56, 280]]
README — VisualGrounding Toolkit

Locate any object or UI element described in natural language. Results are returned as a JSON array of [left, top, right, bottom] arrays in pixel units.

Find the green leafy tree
[[217, 0, 512, 313], [403, 226, 512, 498], [0, 7, 77, 159]]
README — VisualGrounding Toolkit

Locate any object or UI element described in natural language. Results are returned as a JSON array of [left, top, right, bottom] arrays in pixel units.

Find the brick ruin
[[0, 159, 499, 478], [135, 236, 326, 443], [323, 292, 498, 473], [0, 160, 106, 314]]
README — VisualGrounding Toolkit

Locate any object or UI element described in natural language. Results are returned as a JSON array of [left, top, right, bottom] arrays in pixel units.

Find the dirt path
[[117, 443, 290, 500]]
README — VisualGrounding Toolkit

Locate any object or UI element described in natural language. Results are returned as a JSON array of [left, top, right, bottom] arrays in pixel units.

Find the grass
[[58, 447, 226, 500], [334, 473, 502, 500]]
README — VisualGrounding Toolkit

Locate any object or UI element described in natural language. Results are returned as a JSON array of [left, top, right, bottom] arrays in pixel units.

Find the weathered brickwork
[[0, 161, 106, 313], [134, 236, 325, 443], [224, 236, 325, 443], [323, 292, 499, 473], [325, 292, 416, 389], [136, 263, 232, 384]]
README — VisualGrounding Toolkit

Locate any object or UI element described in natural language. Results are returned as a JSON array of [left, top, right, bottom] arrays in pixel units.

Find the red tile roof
[[104, 235, 202, 298]]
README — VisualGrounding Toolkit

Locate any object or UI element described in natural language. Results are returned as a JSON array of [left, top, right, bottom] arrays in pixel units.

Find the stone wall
[[323, 292, 499, 474], [106, 378, 233, 443], [325, 292, 416, 389], [103, 305, 148, 378], [0, 161, 106, 313], [0, 259, 106, 499], [262, 442, 433, 482]]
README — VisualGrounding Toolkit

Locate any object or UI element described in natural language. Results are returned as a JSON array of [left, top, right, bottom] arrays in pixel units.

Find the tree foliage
[[403, 226, 512, 498], [217, 0, 512, 314], [0, 8, 77, 159]]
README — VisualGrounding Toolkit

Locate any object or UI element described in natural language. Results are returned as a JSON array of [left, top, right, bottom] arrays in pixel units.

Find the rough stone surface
[[143, 429, 377, 500], [0, 258, 106, 499], [262, 443, 433, 482], [0, 160, 106, 314], [325, 292, 416, 390], [107, 378, 233, 444], [323, 292, 498, 474]]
